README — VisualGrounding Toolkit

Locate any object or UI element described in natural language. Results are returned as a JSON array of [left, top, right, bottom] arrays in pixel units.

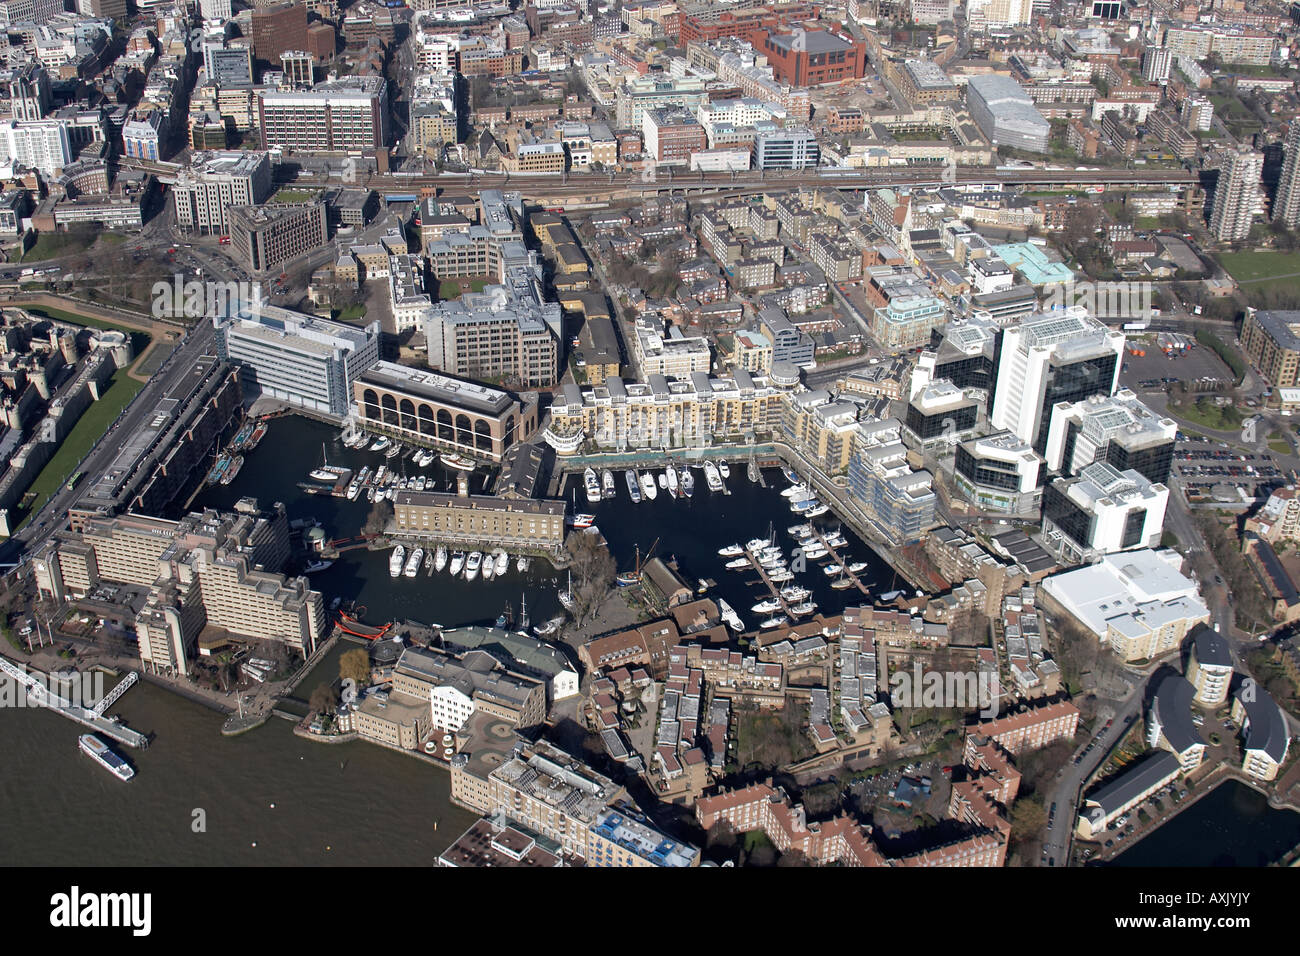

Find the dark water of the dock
[[1, 415, 899, 864]]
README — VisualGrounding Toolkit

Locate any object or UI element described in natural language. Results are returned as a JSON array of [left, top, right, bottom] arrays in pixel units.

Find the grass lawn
[[11, 369, 146, 534], [1169, 397, 1244, 431], [19, 232, 93, 263], [273, 189, 316, 203], [741, 830, 774, 853], [1217, 250, 1300, 284], [333, 304, 367, 322]]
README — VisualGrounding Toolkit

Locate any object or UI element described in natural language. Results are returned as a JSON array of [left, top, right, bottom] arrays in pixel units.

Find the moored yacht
[[602, 469, 616, 498], [583, 468, 602, 504], [680, 466, 694, 498], [703, 460, 723, 492], [404, 548, 424, 577], [449, 551, 466, 576], [665, 466, 678, 497], [465, 551, 482, 581], [389, 545, 406, 578], [434, 546, 448, 572], [718, 543, 744, 557], [717, 599, 744, 633], [639, 471, 658, 500], [625, 470, 642, 503], [494, 550, 509, 577]]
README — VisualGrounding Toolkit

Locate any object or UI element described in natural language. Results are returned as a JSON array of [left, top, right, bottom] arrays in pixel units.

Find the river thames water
[[8, 414, 1292, 867]]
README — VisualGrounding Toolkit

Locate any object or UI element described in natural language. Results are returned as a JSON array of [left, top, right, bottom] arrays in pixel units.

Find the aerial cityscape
[[2, 0, 1300, 877]]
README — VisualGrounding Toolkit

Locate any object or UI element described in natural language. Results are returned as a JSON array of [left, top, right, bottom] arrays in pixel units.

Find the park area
[[1217, 250, 1300, 300]]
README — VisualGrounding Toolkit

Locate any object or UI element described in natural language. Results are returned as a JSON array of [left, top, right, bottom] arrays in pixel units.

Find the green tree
[[340, 648, 372, 687]]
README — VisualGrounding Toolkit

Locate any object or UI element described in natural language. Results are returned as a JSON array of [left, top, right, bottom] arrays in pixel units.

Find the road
[[1041, 676, 1148, 867], [0, 318, 216, 568]]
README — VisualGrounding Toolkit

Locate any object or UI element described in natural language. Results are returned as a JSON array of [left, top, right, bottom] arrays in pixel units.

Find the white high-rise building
[[0, 119, 71, 176], [1142, 45, 1172, 84], [0, 0, 67, 26], [1274, 120, 1300, 228], [172, 150, 273, 234], [200, 0, 232, 19], [1209, 146, 1263, 241], [990, 308, 1125, 452], [1041, 461, 1169, 562]]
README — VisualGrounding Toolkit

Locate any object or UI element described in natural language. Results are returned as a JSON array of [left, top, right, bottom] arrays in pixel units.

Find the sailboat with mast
[[308, 443, 346, 482], [558, 570, 576, 611]]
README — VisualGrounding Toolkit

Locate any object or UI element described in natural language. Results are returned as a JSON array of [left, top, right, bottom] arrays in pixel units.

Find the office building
[[2, 64, 51, 122], [227, 200, 329, 275], [642, 108, 706, 165], [204, 44, 255, 87], [758, 306, 815, 367], [391, 645, 547, 735], [251, 1, 309, 63], [172, 150, 274, 235], [214, 303, 381, 417], [423, 263, 561, 388], [1039, 549, 1210, 663], [1041, 461, 1168, 562], [353, 361, 539, 464], [1208, 146, 1263, 242], [899, 58, 959, 106], [0, 119, 72, 176], [0, 0, 65, 24], [953, 430, 1043, 514], [966, 75, 1049, 153], [904, 380, 979, 445], [753, 124, 820, 170], [76, 0, 127, 15], [122, 112, 165, 161], [35, 504, 323, 678], [760, 28, 866, 87], [200, 0, 232, 18], [1241, 310, 1300, 388], [1043, 390, 1177, 484], [281, 50, 314, 87], [990, 308, 1124, 452], [259, 75, 390, 153]]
